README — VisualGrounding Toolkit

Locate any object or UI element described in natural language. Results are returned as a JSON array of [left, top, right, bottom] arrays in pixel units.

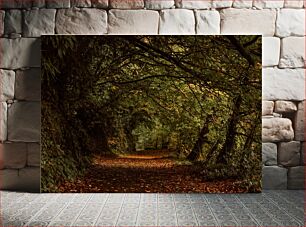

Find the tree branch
[[226, 36, 255, 66]]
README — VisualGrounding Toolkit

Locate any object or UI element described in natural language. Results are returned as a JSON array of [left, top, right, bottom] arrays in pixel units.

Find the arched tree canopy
[[41, 35, 261, 192]]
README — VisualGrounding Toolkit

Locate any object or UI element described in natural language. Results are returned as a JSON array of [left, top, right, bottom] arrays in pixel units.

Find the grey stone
[[110, 0, 144, 8], [0, 10, 4, 35], [278, 141, 301, 167], [273, 112, 282, 117], [0, 69, 15, 102], [275, 9, 305, 37], [175, 0, 212, 9], [56, 8, 107, 34], [294, 101, 305, 141], [262, 143, 277, 166], [32, 0, 46, 8], [23, 9, 56, 37], [0, 102, 7, 142], [0, 142, 27, 169], [263, 166, 287, 189], [274, 101, 297, 113], [284, 0, 304, 8], [263, 68, 305, 101], [15, 68, 41, 101], [220, 8, 276, 35], [262, 37, 280, 66], [232, 0, 253, 8], [212, 0, 233, 8], [4, 9, 22, 34], [27, 143, 40, 166], [8, 102, 41, 142], [108, 10, 159, 34], [71, 0, 91, 7], [288, 166, 304, 189], [0, 0, 31, 8], [159, 9, 195, 34], [91, 0, 108, 8], [279, 37, 305, 68], [262, 118, 294, 142], [253, 0, 284, 8], [46, 0, 70, 8], [0, 38, 41, 69], [0, 167, 40, 192], [301, 142, 305, 165], [262, 101, 274, 116], [195, 10, 220, 35], [145, 0, 175, 9], [8, 33, 22, 38]]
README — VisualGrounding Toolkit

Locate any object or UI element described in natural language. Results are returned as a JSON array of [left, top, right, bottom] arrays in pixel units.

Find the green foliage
[[42, 35, 262, 192]]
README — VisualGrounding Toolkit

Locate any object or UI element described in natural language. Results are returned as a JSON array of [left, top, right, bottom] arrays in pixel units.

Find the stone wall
[[0, 0, 305, 192]]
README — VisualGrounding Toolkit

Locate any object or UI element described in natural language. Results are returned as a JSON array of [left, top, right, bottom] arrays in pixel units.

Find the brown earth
[[58, 150, 252, 193]]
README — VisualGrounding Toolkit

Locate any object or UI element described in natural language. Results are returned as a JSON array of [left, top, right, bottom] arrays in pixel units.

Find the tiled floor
[[1, 190, 304, 226]]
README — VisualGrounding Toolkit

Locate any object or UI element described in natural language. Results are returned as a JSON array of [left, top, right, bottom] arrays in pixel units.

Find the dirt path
[[58, 150, 248, 193]]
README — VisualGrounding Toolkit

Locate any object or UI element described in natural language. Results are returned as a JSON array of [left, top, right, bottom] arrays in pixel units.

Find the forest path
[[59, 150, 246, 193]]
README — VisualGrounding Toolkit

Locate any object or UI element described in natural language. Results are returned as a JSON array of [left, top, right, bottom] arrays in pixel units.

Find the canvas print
[[41, 35, 261, 193]]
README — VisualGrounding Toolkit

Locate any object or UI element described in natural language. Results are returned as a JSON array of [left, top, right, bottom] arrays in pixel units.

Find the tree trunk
[[216, 96, 242, 164], [187, 114, 212, 161], [204, 139, 221, 164], [126, 131, 136, 152], [239, 112, 261, 163]]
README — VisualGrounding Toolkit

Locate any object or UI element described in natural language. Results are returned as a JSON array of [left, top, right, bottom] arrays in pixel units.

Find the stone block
[[294, 101, 305, 141], [0, 38, 41, 69], [159, 9, 195, 34], [0, 69, 15, 102], [8, 102, 41, 142], [274, 101, 297, 113], [0, 0, 31, 8], [91, 0, 108, 8], [108, 10, 159, 34], [195, 10, 220, 35], [262, 118, 294, 142], [301, 142, 305, 165], [288, 166, 304, 189], [262, 101, 274, 116], [109, 0, 144, 8], [0, 143, 27, 169], [263, 68, 305, 101], [23, 9, 56, 37], [0, 102, 7, 142], [175, 0, 212, 9], [262, 143, 277, 166], [0, 167, 40, 192], [262, 37, 280, 66], [276, 9, 305, 37], [46, 0, 70, 8], [220, 9, 276, 36], [15, 68, 41, 101], [263, 166, 287, 189], [56, 8, 107, 34], [71, 0, 91, 7], [280, 37, 305, 68], [232, 0, 253, 8], [27, 143, 40, 167], [284, 0, 304, 8], [212, 0, 232, 8], [278, 141, 301, 167], [4, 9, 22, 34], [145, 0, 175, 9], [0, 10, 4, 35], [32, 0, 46, 8], [253, 0, 284, 8]]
